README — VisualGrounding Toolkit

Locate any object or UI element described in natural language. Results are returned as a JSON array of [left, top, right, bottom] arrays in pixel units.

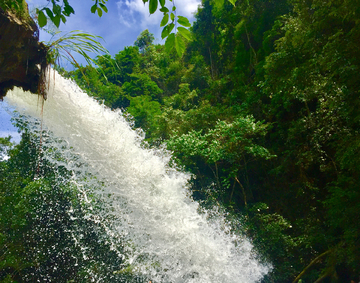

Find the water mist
[[4, 71, 270, 282]]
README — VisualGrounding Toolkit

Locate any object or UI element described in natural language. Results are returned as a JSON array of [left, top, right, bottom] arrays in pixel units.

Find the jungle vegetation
[[1, 0, 360, 282], [65, 0, 360, 281]]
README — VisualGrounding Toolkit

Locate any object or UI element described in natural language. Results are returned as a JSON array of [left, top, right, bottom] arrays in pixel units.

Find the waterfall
[[4, 71, 270, 282]]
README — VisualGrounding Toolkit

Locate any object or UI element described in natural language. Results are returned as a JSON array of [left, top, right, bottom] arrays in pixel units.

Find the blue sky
[[0, 102, 21, 143], [0, 0, 201, 141], [28, 0, 201, 59]]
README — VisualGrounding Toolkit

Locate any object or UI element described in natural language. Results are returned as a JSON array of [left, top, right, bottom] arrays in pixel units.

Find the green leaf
[[46, 30, 110, 80], [53, 14, 61, 27], [172, 5, 176, 11], [159, 0, 165, 7], [161, 23, 174, 39], [165, 33, 175, 52], [97, 7, 103, 17], [160, 13, 169, 27], [168, 23, 175, 33], [161, 25, 170, 39], [61, 14, 66, 24], [38, 10, 47, 27], [175, 34, 186, 56], [228, 0, 236, 5], [177, 26, 192, 41], [160, 7, 169, 13], [149, 0, 158, 14], [99, 3, 108, 13], [53, 4, 61, 15], [213, 0, 224, 8], [45, 8, 54, 19], [177, 16, 191, 27], [91, 4, 97, 14], [63, 3, 74, 16], [170, 12, 175, 21]]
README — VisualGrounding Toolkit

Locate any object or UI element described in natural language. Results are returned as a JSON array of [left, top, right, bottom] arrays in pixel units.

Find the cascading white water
[[4, 71, 270, 282]]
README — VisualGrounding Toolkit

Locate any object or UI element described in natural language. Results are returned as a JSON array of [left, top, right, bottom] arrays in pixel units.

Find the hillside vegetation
[[1, 0, 359, 282], [65, 0, 360, 281]]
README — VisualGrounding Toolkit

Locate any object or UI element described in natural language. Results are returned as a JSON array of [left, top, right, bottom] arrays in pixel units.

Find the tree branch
[[292, 249, 332, 283], [235, 176, 247, 207]]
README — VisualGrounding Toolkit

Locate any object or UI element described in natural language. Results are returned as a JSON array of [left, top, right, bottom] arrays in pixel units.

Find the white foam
[[5, 71, 269, 282]]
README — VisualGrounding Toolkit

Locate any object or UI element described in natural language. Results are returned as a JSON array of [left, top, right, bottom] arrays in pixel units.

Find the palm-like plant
[[38, 29, 113, 98], [46, 30, 109, 70]]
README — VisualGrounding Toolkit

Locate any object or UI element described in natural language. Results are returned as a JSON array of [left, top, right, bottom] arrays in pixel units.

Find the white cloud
[[116, 0, 201, 29], [176, 0, 202, 18], [117, 0, 162, 29]]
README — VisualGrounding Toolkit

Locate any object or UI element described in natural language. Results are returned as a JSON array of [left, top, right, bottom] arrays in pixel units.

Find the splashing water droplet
[[5, 71, 270, 282]]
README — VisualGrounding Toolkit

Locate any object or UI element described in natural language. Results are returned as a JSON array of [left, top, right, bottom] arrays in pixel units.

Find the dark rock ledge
[[0, 6, 48, 99]]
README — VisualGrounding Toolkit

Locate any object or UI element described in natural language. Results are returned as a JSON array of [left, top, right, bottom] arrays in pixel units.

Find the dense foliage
[[62, 0, 360, 282], [2, 0, 360, 282], [0, 126, 143, 282]]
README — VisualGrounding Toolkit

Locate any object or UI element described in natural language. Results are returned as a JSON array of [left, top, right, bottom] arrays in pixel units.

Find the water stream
[[4, 71, 269, 282]]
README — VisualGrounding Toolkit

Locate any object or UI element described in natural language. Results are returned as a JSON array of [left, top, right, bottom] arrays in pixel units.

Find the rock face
[[0, 6, 47, 99]]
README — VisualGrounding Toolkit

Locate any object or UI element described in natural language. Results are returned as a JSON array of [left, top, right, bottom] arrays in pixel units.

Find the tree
[[52, 0, 360, 280], [134, 29, 155, 54], [0, 127, 141, 282], [258, 0, 360, 281], [167, 116, 275, 207]]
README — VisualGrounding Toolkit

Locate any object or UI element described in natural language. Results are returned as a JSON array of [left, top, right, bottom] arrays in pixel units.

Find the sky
[[0, 0, 201, 142], [0, 102, 21, 143], [28, 0, 201, 59]]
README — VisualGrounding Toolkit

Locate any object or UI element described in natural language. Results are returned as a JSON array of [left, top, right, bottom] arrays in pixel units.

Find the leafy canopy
[[27, 0, 235, 56]]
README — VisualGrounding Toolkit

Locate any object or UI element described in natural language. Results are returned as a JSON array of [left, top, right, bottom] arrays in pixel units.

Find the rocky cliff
[[0, 6, 47, 99]]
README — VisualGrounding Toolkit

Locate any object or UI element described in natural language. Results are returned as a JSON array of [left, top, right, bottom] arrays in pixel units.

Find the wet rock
[[0, 6, 47, 99]]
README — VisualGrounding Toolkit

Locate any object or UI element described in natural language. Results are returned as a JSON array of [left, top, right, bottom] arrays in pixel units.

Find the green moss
[[0, 0, 30, 21]]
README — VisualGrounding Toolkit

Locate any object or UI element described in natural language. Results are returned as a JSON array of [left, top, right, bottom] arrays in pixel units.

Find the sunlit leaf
[[165, 33, 175, 52], [177, 16, 191, 27], [168, 23, 175, 33], [161, 23, 174, 39], [97, 7, 103, 17], [161, 25, 170, 39], [213, 0, 224, 8], [160, 13, 169, 27], [177, 27, 192, 41], [99, 3, 108, 13], [175, 34, 185, 56], [170, 12, 175, 21]]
